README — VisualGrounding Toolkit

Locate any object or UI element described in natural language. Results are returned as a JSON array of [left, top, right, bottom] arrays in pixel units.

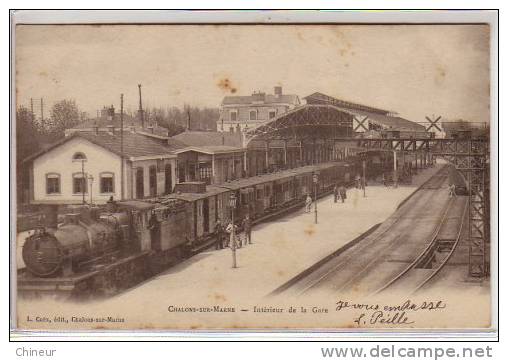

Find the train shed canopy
[[304, 92, 426, 133], [243, 103, 354, 146]]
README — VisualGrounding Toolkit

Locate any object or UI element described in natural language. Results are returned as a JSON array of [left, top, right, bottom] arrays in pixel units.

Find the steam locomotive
[[18, 159, 393, 298]]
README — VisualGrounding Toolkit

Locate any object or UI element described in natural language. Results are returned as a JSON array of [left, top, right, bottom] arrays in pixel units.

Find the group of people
[[333, 183, 348, 204], [214, 215, 252, 250]]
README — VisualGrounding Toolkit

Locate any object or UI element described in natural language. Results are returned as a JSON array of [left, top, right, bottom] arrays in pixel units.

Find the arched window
[[72, 152, 87, 162]]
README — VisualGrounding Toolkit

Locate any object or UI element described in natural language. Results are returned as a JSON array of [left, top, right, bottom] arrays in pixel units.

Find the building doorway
[[135, 168, 144, 199], [165, 164, 173, 194], [149, 165, 157, 197], [203, 198, 209, 233]]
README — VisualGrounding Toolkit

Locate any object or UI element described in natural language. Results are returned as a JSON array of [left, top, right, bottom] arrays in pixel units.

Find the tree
[[47, 99, 81, 140], [16, 106, 41, 203]]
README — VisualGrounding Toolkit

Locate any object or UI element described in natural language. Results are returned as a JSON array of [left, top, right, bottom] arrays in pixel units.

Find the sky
[[15, 24, 490, 124]]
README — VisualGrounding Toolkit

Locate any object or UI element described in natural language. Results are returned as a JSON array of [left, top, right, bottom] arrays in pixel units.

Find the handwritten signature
[[336, 299, 447, 326]]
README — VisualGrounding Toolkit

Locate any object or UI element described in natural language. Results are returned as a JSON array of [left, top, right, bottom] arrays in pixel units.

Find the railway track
[[372, 195, 468, 296], [274, 165, 466, 297]]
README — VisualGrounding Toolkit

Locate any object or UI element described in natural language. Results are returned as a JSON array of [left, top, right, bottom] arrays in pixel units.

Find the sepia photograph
[[11, 11, 496, 333]]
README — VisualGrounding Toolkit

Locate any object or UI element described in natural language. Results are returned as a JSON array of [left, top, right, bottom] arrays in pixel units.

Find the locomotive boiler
[[22, 208, 131, 277]]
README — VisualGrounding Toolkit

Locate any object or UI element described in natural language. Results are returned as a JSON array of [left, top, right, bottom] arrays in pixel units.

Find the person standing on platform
[[339, 184, 347, 203], [382, 173, 388, 187], [305, 194, 313, 213], [226, 221, 240, 248], [148, 210, 161, 251], [333, 184, 339, 203], [355, 173, 361, 189], [242, 214, 252, 245], [449, 183, 457, 198], [214, 219, 224, 250]]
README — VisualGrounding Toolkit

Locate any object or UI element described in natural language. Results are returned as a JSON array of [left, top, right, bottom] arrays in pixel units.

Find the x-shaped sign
[[425, 116, 442, 132], [353, 116, 369, 132]]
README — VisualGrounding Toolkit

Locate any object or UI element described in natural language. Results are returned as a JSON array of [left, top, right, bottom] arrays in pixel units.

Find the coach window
[[100, 172, 114, 193], [46, 173, 61, 194], [72, 173, 87, 194]]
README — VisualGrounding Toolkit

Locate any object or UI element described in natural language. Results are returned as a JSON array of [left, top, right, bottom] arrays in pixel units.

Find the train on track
[[19, 160, 379, 299]]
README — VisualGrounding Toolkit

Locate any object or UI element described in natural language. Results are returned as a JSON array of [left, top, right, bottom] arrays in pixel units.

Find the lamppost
[[81, 159, 86, 205], [362, 154, 367, 198], [313, 172, 319, 224], [229, 193, 237, 268], [88, 175, 94, 205]]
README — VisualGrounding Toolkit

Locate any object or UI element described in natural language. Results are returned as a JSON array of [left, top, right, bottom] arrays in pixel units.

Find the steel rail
[[296, 167, 449, 295], [410, 200, 469, 294], [371, 196, 457, 295]]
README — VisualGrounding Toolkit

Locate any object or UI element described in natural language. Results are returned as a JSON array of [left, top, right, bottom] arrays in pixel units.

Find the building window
[[72, 152, 87, 162], [100, 172, 114, 193], [73, 173, 87, 194], [249, 110, 257, 120], [269, 110, 276, 119], [198, 163, 212, 184], [230, 111, 237, 122], [46, 173, 60, 194]]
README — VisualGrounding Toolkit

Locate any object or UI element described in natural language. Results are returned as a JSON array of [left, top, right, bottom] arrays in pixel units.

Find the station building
[[24, 130, 184, 204], [22, 91, 428, 206], [217, 86, 301, 133]]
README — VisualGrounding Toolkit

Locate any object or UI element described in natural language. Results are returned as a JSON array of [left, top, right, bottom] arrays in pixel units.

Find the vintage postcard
[[11, 12, 496, 333]]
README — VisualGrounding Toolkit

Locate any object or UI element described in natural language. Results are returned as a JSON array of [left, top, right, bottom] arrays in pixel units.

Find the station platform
[[105, 163, 445, 304], [21, 161, 483, 330]]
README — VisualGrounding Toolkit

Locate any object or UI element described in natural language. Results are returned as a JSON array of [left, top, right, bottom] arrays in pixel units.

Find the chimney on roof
[[274, 86, 282, 97], [252, 91, 266, 102], [138, 84, 145, 128]]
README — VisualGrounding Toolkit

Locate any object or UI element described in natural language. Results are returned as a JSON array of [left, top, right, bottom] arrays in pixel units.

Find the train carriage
[[19, 158, 363, 298], [167, 185, 230, 244]]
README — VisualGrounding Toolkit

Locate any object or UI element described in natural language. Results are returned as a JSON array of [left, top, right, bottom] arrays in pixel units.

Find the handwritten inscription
[[336, 299, 446, 326]]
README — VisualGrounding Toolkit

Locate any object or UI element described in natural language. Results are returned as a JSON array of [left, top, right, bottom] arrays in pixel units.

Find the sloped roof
[[70, 113, 169, 137], [304, 92, 425, 132], [24, 131, 184, 163], [171, 131, 243, 148], [304, 92, 391, 115], [222, 94, 300, 106]]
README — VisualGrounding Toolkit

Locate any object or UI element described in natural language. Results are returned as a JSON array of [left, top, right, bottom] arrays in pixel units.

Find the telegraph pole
[[362, 158, 366, 197], [313, 173, 318, 224], [393, 150, 398, 188], [30, 98, 34, 121], [138, 84, 144, 128], [229, 193, 237, 268], [40, 98, 44, 124], [120, 94, 125, 200]]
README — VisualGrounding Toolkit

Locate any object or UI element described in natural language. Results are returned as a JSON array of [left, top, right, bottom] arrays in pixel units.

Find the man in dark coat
[[148, 210, 161, 251], [339, 184, 347, 203], [242, 215, 252, 245], [333, 184, 339, 203], [214, 219, 224, 250]]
